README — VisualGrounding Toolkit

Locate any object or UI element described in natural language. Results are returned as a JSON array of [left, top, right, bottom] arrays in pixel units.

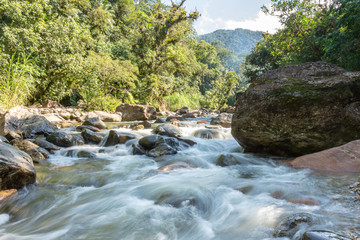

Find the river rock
[[0, 142, 36, 190], [134, 135, 194, 157], [81, 128, 102, 144], [210, 113, 232, 128], [216, 154, 239, 166], [76, 125, 101, 132], [166, 116, 184, 122], [83, 117, 107, 130], [0, 108, 58, 140], [116, 104, 156, 121], [34, 138, 60, 152], [289, 140, 360, 173], [102, 130, 136, 146], [10, 139, 48, 163], [87, 111, 122, 122], [302, 230, 353, 240], [232, 61, 360, 156], [179, 107, 189, 114], [153, 124, 182, 137], [46, 132, 84, 147], [139, 135, 160, 150], [192, 129, 225, 139], [158, 161, 196, 171], [274, 213, 316, 238]]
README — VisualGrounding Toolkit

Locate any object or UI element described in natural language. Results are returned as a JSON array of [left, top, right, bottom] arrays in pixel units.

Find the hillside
[[199, 28, 263, 59]]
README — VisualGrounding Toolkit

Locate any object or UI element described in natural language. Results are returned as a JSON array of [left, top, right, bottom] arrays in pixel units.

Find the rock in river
[[0, 142, 36, 190], [231, 61, 360, 156], [289, 140, 360, 173], [116, 104, 156, 121]]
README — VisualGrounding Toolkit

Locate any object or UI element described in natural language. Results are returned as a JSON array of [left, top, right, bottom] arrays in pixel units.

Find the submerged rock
[[274, 213, 316, 238], [216, 154, 239, 167], [116, 104, 156, 121], [158, 161, 196, 171], [231, 61, 360, 156], [289, 140, 360, 173], [0, 142, 36, 190], [193, 129, 225, 139], [0, 189, 18, 202], [302, 230, 353, 240]]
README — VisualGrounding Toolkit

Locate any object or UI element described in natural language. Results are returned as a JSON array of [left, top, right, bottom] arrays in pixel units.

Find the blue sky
[[163, 0, 282, 34]]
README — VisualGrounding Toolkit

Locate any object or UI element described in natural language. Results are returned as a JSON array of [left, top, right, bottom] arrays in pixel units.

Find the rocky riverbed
[[0, 104, 359, 239]]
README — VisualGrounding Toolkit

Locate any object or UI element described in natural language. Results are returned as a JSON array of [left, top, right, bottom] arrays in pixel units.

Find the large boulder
[[102, 130, 136, 146], [116, 104, 156, 121], [0, 107, 58, 140], [231, 62, 360, 156], [289, 140, 360, 173], [0, 142, 36, 190]]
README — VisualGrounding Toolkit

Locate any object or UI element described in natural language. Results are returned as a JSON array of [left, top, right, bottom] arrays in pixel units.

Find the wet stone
[[274, 213, 317, 238]]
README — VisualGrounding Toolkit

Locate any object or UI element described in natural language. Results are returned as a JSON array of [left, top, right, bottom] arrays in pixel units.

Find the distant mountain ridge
[[198, 28, 263, 59]]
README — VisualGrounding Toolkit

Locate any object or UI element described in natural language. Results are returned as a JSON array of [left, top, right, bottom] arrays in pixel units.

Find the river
[[0, 119, 359, 239]]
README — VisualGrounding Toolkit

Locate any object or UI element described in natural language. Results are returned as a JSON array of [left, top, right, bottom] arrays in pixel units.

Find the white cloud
[[195, 9, 282, 35]]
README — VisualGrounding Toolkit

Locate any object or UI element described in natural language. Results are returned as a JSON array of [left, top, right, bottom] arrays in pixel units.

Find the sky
[[163, 0, 282, 35]]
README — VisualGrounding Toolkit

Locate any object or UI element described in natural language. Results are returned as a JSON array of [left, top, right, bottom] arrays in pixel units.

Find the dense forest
[[243, 0, 360, 80], [1, 0, 359, 112], [0, 0, 240, 111], [199, 28, 263, 71]]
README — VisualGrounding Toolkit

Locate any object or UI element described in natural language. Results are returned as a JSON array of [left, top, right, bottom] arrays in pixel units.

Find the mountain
[[199, 28, 263, 60]]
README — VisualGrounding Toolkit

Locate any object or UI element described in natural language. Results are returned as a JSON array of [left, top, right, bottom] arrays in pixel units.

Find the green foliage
[[244, 0, 360, 81], [0, 0, 240, 111], [164, 92, 204, 111], [0, 53, 40, 109]]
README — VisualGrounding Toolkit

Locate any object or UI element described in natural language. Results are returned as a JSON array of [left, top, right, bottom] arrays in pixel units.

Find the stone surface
[[83, 117, 107, 130], [103, 130, 136, 146], [210, 113, 232, 128], [34, 138, 60, 152], [11, 139, 48, 163], [273, 213, 316, 238], [0, 142, 36, 190], [116, 104, 156, 121], [216, 154, 239, 167], [0, 108, 58, 140], [81, 128, 102, 144], [153, 124, 182, 137], [42, 100, 63, 108], [289, 140, 360, 173], [231, 61, 360, 156], [46, 132, 84, 147]]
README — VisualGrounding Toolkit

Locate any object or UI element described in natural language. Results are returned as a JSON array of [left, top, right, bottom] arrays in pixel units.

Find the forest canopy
[[0, 0, 240, 111]]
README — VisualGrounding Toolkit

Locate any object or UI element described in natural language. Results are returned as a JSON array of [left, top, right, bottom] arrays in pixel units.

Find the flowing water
[[0, 120, 359, 240]]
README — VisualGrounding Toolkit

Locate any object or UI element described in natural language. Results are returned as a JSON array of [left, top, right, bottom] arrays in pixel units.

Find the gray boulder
[[232, 61, 360, 156], [0, 142, 36, 190]]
